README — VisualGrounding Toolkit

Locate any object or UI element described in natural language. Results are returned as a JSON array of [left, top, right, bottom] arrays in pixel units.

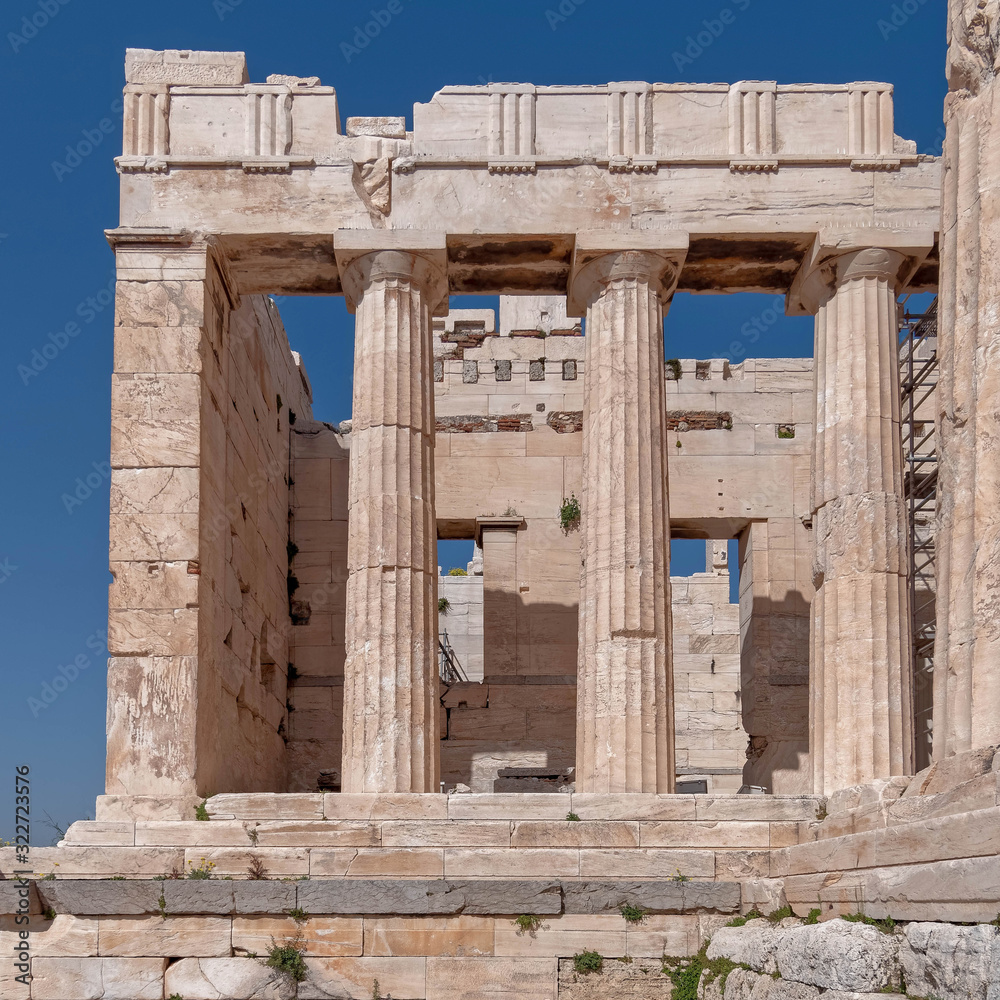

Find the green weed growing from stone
[[805, 908, 821, 925], [566, 812, 581, 822], [573, 950, 603, 974], [619, 903, 646, 924], [194, 801, 210, 822], [514, 914, 543, 933], [766, 905, 793, 924], [265, 939, 307, 982]]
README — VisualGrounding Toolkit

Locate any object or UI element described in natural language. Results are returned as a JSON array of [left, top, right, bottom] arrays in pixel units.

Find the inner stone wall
[[105, 243, 313, 807]]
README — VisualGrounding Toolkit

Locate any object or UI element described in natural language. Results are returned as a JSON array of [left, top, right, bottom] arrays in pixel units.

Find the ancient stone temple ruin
[[5, 6, 1000, 994]]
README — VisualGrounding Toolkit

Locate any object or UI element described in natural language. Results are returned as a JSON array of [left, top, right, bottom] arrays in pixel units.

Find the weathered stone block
[[161, 881, 235, 915], [297, 879, 460, 916], [426, 957, 556, 1000], [494, 914, 624, 958], [899, 921, 1000, 1000], [299, 957, 426, 999], [775, 920, 901, 992], [233, 916, 363, 957], [32, 957, 166, 1000], [577, 848, 715, 879], [450, 881, 563, 915], [233, 881, 297, 914], [0, 914, 98, 957], [0, 958, 30, 1000], [510, 821, 639, 849], [569, 794, 697, 821], [557, 956, 672, 999], [125, 48, 249, 85], [364, 916, 494, 957], [37, 880, 162, 916], [206, 793, 324, 820], [447, 795, 571, 820], [164, 957, 295, 1000], [381, 821, 511, 848], [98, 915, 231, 957], [706, 920, 783, 974], [444, 848, 579, 878], [311, 848, 444, 878], [562, 880, 740, 914]]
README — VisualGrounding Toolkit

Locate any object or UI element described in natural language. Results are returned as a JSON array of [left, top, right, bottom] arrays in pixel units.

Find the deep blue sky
[[0, 0, 946, 837]]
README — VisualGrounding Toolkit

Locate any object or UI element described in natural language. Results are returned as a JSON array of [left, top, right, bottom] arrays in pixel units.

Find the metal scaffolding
[[899, 297, 938, 771]]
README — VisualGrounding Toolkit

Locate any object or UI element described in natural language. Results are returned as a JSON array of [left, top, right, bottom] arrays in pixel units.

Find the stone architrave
[[334, 232, 449, 794], [791, 230, 933, 794], [935, 0, 1000, 757], [568, 232, 688, 794]]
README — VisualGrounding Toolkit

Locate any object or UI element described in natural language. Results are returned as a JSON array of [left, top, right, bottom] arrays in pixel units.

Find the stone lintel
[[475, 516, 524, 545], [786, 227, 936, 315], [567, 229, 689, 316]]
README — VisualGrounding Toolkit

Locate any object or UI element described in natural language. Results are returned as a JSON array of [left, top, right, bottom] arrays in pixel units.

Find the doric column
[[335, 232, 448, 793], [568, 232, 688, 794], [792, 233, 931, 793], [934, 0, 1000, 758]]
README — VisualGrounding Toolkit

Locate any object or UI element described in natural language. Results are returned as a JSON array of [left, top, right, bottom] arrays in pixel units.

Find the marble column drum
[[572, 250, 680, 794], [807, 248, 915, 794], [338, 248, 443, 793]]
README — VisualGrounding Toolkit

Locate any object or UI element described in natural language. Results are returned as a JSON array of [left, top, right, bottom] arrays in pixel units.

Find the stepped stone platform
[[4, 758, 999, 996]]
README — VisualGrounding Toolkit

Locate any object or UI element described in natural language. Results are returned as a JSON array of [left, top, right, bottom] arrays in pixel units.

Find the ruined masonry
[[4, 9, 1000, 995]]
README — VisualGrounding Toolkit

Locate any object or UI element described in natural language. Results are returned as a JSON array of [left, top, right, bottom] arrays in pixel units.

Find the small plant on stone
[[246, 854, 270, 880], [559, 493, 581, 533], [438, 597, 451, 614], [573, 950, 603, 975], [265, 939, 307, 983], [665, 358, 683, 381], [619, 903, 646, 924], [372, 979, 382, 1000], [245, 824, 260, 846], [186, 858, 216, 879], [842, 912, 896, 935], [157, 892, 168, 918], [669, 869, 690, 883], [38, 872, 55, 881], [168, 995, 185, 1000], [42, 907, 56, 921], [286, 907, 310, 923], [448, 567, 468, 576], [110, 875, 126, 881], [804, 908, 821, 925], [514, 914, 543, 934], [566, 811, 581, 822], [194, 801, 210, 822], [765, 905, 793, 924]]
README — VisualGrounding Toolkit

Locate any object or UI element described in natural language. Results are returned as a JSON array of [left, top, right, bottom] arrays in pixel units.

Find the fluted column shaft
[[934, 0, 1000, 757], [340, 250, 441, 793], [809, 248, 914, 794], [574, 250, 678, 793]]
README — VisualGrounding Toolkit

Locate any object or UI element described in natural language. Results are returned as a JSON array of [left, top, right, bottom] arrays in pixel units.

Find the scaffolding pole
[[899, 297, 938, 771]]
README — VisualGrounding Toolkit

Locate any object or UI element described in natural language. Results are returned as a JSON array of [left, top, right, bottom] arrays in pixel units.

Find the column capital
[[787, 227, 935, 315], [567, 229, 688, 317], [334, 229, 449, 315]]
